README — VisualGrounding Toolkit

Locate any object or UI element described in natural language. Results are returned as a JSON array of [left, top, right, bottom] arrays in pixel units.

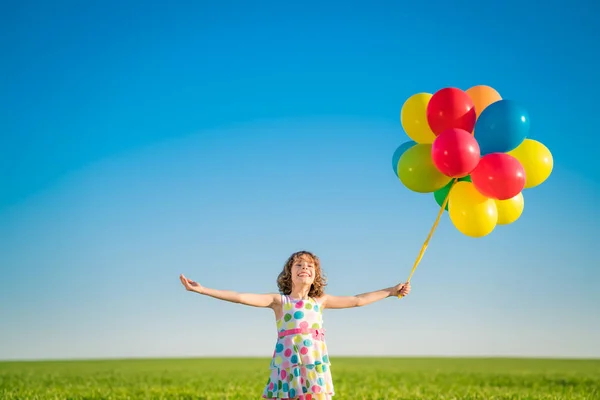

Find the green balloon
[[434, 175, 472, 210], [397, 144, 452, 193]]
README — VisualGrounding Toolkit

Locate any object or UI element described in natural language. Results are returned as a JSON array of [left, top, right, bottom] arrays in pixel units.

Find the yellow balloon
[[495, 192, 524, 225], [448, 181, 498, 238], [400, 93, 437, 144], [507, 139, 553, 189]]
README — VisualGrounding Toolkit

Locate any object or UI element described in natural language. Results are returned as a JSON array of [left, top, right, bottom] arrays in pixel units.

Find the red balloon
[[426, 87, 477, 135], [431, 128, 481, 178], [470, 153, 526, 200]]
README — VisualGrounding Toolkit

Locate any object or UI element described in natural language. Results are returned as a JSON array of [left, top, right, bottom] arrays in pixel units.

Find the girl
[[179, 250, 411, 400]]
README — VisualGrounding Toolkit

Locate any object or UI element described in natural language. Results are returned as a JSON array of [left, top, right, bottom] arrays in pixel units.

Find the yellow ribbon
[[398, 178, 458, 298]]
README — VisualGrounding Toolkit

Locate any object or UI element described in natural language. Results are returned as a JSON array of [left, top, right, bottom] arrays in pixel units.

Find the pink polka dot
[[300, 347, 308, 355], [299, 321, 309, 330], [296, 300, 304, 308], [284, 348, 292, 357], [300, 377, 305, 384], [312, 385, 321, 393], [269, 382, 274, 390], [281, 370, 287, 379], [282, 360, 290, 369]]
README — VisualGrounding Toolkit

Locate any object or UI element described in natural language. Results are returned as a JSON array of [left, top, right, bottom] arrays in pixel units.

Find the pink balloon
[[470, 153, 526, 200], [431, 128, 481, 178]]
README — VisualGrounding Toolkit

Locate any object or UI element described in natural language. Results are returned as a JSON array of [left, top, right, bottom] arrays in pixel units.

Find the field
[[1, 357, 599, 399]]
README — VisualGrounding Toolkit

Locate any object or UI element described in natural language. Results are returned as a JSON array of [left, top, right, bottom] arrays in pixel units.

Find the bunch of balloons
[[392, 85, 553, 238]]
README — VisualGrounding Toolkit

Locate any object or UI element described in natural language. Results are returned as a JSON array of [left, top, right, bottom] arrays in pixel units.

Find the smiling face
[[291, 256, 316, 287], [277, 250, 327, 297]]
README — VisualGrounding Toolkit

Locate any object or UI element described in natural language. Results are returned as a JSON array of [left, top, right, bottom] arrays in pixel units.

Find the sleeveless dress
[[262, 294, 334, 400]]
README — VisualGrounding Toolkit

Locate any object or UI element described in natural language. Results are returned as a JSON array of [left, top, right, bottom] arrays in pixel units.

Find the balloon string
[[398, 177, 458, 298]]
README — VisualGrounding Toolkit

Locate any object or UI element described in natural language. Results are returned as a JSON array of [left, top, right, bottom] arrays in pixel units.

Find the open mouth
[[298, 273, 311, 278]]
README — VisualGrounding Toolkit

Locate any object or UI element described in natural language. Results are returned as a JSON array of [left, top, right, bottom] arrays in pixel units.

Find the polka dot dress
[[262, 295, 334, 400]]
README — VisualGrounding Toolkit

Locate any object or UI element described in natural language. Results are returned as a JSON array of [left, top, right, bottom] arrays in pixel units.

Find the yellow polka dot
[[277, 320, 283, 329], [311, 323, 319, 329], [275, 356, 282, 365], [286, 321, 295, 329], [309, 370, 317, 380], [294, 335, 303, 344], [284, 303, 293, 310]]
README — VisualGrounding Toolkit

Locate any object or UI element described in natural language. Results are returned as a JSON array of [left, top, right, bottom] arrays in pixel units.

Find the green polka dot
[[284, 314, 292, 322], [316, 364, 323, 373], [267, 391, 273, 397], [293, 311, 304, 319]]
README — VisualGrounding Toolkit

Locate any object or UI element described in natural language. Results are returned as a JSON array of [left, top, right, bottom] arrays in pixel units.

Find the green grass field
[[1, 357, 598, 399]]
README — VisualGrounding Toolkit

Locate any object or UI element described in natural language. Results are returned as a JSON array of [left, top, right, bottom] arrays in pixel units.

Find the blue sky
[[1, 0, 599, 361]]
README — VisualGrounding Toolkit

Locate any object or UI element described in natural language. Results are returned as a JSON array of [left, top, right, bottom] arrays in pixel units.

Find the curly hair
[[277, 250, 327, 297]]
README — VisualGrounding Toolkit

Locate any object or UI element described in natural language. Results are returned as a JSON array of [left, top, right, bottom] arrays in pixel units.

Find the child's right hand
[[180, 274, 203, 293]]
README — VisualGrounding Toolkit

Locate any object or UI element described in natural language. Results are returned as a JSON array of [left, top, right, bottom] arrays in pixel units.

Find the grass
[[1, 357, 599, 399]]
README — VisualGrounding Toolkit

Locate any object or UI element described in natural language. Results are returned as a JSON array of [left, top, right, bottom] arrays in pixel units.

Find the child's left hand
[[393, 282, 411, 297]]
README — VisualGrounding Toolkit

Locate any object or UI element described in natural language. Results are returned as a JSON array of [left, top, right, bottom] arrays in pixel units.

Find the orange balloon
[[466, 85, 502, 119]]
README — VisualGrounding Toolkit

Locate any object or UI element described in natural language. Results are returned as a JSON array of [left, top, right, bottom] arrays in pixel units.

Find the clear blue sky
[[1, 1, 599, 361]]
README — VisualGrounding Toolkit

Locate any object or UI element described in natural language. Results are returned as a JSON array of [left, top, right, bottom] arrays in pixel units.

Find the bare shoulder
[[269, 292, 283, 307], [314, 294, 329, 307]]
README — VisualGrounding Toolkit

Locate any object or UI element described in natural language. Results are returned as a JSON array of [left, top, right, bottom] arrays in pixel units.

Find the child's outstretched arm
[[321, 282, 411, 309], [179, 274, 279, 309]]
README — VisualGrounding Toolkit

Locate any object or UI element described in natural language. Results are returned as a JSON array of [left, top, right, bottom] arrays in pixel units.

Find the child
[[179, 250, 411, 400]]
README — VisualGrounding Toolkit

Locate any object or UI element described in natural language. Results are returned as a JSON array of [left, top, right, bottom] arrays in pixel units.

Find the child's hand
[[393, 282, 411, 297], [180, 274, 203, 293]]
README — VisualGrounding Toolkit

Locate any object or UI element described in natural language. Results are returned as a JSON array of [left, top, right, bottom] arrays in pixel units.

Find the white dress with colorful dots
[[262, 294, 334, 400]]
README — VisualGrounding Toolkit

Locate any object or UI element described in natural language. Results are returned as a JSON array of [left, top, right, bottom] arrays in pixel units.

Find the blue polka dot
[[283, 383, 289, 392], [290, 388, 296, 397], [317, 377, 324, 386], [291, 355, 299, 364], [303, 339, 313, 347], [276, 344, 284, 352], [302, 386, 308, 393], [307, 364, 315, 369], [323, 355, 329, 363], [294, 368, 300, 377], [314, 305, 319, 312], [315, 360, 321, 365], [293, 311, 304, 319], [323, 364, 328, 372]]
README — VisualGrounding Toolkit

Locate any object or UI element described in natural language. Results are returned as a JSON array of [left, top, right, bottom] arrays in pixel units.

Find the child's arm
[[321, 282, 410, 309], [179, 274, 279, 309]]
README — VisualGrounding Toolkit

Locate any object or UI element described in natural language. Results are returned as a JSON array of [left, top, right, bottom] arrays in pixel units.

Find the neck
[[290, 284, 311, 300]]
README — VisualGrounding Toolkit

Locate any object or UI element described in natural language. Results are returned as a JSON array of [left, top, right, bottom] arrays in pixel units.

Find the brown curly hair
[[277, 250, 327, 297]]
